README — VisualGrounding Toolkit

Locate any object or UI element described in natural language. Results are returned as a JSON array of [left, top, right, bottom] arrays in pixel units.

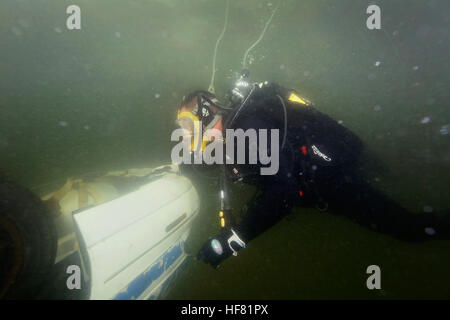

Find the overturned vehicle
[[0, 164, 199, 300]]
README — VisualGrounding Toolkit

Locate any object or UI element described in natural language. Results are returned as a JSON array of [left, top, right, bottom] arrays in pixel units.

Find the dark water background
[[0, 0, 449, 299]]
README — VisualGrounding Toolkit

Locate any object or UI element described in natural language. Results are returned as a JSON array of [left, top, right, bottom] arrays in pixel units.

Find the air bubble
[[421, 117, 431, 124]]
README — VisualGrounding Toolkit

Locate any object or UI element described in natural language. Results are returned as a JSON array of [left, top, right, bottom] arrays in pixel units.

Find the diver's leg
[[325, 178, 450, 242]]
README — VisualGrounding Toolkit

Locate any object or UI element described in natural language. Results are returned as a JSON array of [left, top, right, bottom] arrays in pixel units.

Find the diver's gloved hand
[[196, 228, 246, 269]]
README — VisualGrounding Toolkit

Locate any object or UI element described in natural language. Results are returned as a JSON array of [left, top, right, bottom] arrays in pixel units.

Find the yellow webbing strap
[[86, 185, 103, 205], [288, 92, 308, 105], [78, 182, 88, 208]]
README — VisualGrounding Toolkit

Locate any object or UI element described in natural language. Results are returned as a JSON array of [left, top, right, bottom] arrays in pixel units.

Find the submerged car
[[0, 164, 199, 300]]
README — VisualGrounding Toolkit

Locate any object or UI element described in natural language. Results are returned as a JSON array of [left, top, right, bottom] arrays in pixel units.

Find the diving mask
[[176, 94, 223, 152], [176, 110, 208, 152]]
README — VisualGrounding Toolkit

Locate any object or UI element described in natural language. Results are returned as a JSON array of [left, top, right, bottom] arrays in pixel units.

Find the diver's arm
[[235, 179, 297, 243], [229, 111, 297, 243], [196, 147, 297, 268], [196, 178, 297, 268]]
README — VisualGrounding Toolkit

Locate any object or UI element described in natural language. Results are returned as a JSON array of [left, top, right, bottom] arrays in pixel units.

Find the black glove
[[196, 229, 246, 268]]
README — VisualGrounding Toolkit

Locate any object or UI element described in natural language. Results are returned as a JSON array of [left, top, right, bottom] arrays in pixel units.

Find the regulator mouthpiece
[[230, 69, 252, 104]]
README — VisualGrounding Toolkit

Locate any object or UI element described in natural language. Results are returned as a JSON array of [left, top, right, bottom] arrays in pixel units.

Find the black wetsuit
[[222, 82, 450, 244]]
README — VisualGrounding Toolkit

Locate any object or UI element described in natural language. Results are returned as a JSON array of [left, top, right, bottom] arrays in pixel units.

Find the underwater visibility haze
[[0, 0, 450, 299]]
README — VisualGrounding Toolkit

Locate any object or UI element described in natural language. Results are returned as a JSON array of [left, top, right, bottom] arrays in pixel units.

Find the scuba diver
[[174, 74, 450, 269]]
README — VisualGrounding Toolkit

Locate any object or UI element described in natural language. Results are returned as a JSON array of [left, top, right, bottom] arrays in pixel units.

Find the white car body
[[43, 165, 199, 299]]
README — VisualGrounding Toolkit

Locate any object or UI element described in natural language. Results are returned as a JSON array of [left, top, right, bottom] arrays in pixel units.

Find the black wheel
[[0, 174, 57, 299]]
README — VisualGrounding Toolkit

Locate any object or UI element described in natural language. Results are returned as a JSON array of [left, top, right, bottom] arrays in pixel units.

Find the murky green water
[[1, 0, 449, 299]]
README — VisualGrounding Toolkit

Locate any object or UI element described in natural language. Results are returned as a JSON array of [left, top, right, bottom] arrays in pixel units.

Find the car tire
[[0, 174, 57, 299]]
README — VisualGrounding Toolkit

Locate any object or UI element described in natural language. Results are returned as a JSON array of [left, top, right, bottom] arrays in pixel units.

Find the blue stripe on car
[[113, 242, 183, 300]]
